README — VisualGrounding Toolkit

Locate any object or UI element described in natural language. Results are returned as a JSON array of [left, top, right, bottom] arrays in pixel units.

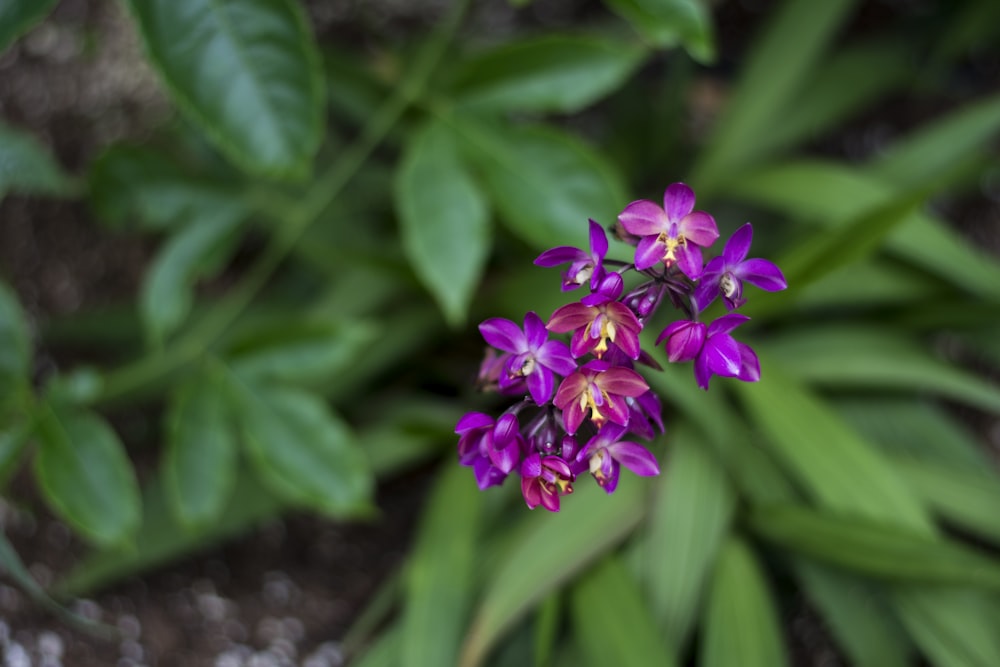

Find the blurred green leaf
[[692, 0, 859, 191], [892, 587, 1000, 667], [141, 202, 246, 345], [603, 0, 714, 62], [163, 368, 238, 530], [0, 121, 75, 200], [460, 481, 646, 667], [795, 561, 911, 667], [793, 259, 942, 311], [735, 362, 932, 531], [352, 624, 401, 667], [449, 34, 647, 113], [231, 381, 372, 516], [868, 93, 1000, 191], [459, 120, 627, 250], [724, 160, 1000, 301], [0, 422, 31, 487], [87, 144, 242, 231], [701, 536, 787, 667], [759, 327, 1000, 415], [33, 404, 141, 547], [572, 556, 678, 667], [0, 280, 31, 403], [751, 504, 1000, 588], [642, 424, 734, 650], [322, 45, 391, 126], [229, 318, 381, 386], [123, 0, 324, 177], [395, 119, 491, 326], [0, 0, 58, 53], [892, 457, 1000, 544], [400, 464, 483, 667], [834, 398, 993, 472]]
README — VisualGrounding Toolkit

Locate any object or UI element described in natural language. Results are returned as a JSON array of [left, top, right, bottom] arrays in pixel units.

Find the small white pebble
[[36, 631, 63, 658], [4, 641, 31, 667]]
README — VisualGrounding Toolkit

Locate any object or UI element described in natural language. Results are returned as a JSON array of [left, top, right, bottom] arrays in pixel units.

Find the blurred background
[[1, 0, 1000, 665]]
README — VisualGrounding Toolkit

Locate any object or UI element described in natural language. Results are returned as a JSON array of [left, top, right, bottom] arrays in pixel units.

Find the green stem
[[95, 0, 469, 407]]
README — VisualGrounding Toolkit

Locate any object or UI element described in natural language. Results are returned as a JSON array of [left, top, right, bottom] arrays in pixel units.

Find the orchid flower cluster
[[456, 183, 787, 511]]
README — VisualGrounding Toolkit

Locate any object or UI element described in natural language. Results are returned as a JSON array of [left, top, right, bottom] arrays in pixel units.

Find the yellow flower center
[[656, 232, 685, 265]]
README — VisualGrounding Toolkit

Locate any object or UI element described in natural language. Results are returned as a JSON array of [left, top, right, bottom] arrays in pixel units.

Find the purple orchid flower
[[553, 359, 649, 434], [693, 223, 787, 311], [547, 298, 643, 360], [534, 219, 609, 292], [578, 423, 660, 494], [656, 314, 760, 390], [479, 312, 577, 405], [455, 412, 525, 489], [520, 452, 574, 511], [617, 183, 719, 278], [656, 319, 707, 363], [624, 390, 664, 441]]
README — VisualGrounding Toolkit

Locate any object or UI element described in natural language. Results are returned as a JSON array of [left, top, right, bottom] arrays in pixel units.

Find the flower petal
[[676, 242, 704, 279], [547, 303, 596, 333], [737, 342, 761, 383], [523, 311, 549, 349], [455, 411, 493, 434], [737, 258, 788, 292], [633, 235, 665, 270], [599, 367, 650, 397], [534, 246, 587, 267], [706, 313, 751, 337], [536, 340, 577, 376], [723, 223, 753, 264], [521, 476, 542, 509], [703, 334, 742, 378], [475, 459, 507, 489], [479, 318, 525, 353], [527, 367, 554, 405], [607, 441, 660, 477], [618, 200, 667, 236], [588, 218, 608, 259], [679, 211, 719, 248], [663, 183, 696, 221]]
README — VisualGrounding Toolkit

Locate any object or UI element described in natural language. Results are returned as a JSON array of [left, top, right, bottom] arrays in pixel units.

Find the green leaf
[[892, 457, 1000, 544], [701, 536, 787, 667], [229, 318, 381, 386], [0, 121, 75, 200], [735, 362, 932, 532], [124, 0, 324, 177], [33, 404, 141, 547], [459, 120, 627, 250], [460, 481, 646, 667], [87, 143, 244, 232], [750, 504, 1000, 588], [572, 556, 678, 667], [231, 381, 372, 516], [141, 202, 246, 345], [0, 280, 31, 403], [449, 34, 647, 113], [758, 327, 1000, 415], [0, 422, 31, 488], [603, 0, 714, 62], [793, 259, 942, 311], [641, 424, 734, 650], [400, 464, 483, 667], [795, 561, 911, 667], [868, 93, 1000, 191], [692, 0, 859, 191], [395, 119, 491, 326], [0, 0, 59, 53], [891, 587, 1000, 667], [163, 368, 238, 529]]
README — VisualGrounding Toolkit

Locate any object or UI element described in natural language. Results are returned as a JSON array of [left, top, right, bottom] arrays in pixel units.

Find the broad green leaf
[[795, 561, 911, 667], [164, 368, 238, 529], [33, 404, 141, 547], [459, 120, 627, 250], [642, 424, 734, 650], [750, 504, 1000, 588], [892, 457, 1000, 544], [352, 624, 401, 667], [400, 465, 483, 667], [229, 318, 381, 386], [450, 34, 647, 113], [834, 398, 992, 472], [572, 556, 678, 667], [724, 160, 1000, 300], [692, 0, 859, 191], [0, 121, 74, 200], [735, 362, 932, 532], [603, 0, 714, 62], [141, 202, 246, 345], [87, 143, 243, 231], [0, 280, 31, 402], [869, 93, 1000, 190], [322, 45, 391, 127], [793, 259, 942, 311], [701, 536, 787, 667], [758, 327, 1000, 415], [892, 587, 1000, 667], [0, 0, 59, 53], [124, 0, 324, 176], [231, 381, 372, 516], [460, 481, 646, 667], [395, 120, 491, 326]]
